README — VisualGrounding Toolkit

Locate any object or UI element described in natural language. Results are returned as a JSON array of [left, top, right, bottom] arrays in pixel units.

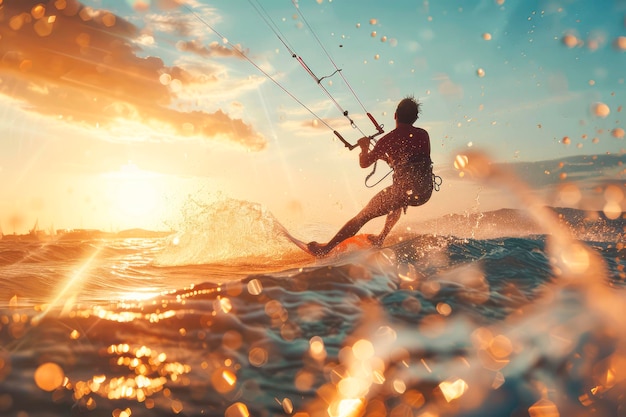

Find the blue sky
[[0, 0, 624, 234]]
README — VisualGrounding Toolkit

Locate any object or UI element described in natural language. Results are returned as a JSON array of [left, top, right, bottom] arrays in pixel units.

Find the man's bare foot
[[367, 234, 385, 247], [307, 241, 329, 257]]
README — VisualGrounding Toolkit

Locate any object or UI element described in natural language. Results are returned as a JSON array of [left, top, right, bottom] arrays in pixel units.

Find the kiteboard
[[276, 223, 313, 255], [277, 222, 374, 257], [331, 233, 376, 255]]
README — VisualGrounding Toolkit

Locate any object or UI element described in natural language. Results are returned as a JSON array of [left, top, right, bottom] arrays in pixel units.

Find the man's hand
[[357, 136, 370, 149]]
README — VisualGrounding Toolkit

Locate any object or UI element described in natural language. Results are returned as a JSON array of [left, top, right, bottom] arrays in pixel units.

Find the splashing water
[[155, 196, 300, 266]]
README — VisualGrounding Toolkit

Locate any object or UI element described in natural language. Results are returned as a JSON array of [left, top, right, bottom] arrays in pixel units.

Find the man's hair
[[395, 96, 421, 124]]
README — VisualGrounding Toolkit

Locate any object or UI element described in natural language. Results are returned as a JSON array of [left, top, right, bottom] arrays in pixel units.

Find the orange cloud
[[0, 0, 266, 151]]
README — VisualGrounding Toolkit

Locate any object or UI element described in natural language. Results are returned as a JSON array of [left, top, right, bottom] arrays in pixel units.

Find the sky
[[0, 0, 624, 235]]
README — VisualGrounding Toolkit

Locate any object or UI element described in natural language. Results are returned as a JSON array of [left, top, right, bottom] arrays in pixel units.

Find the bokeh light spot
[[592, 102, 610, 118], [528, 398, 560, 417], [225, 402, 250, 417], [34, 363, 65, 392], [611, 128, 624, 139], [439, 377, 468, 402]]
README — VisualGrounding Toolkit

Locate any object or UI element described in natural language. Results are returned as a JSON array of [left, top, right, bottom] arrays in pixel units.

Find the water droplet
[[562, 33, 579, 48], [248, 347, 268, 367], [225, 402, 249, 417], [489, 335, 513, 359], [282, 398, 294, 414], [371, 31, 377, 37], [562, 136, 571, 145], [559, 183, 581, 205], [604, 184, 624, 203], [476, 68, 486, 77], [352, 339, 374, 360], [528, 399, 559, 417], [130, 0, 151, 12], [592, 102, 610, 118], [612, 127, 625, 139], [8, 15, 25, 31], [436, 302, 452, 316], [439, 377, 468, 402], [222, 330, 242, 350], [159, 73, 171, 85], [31, 4, 46, 19], [309, 336, 326, 359], [34, 18, 55, 37], [169, 78, 182, 92], [54, 0, 67, 11], [215, 297, 232, 313], [482, 33, 492, 41], [247, 279, 262, 295], [369, 18, 377, 25], [102, 13, 116, 27], [393, 379, 407, 394], [603, 201, 622, 219], [454, 154, 469, 170], [211, 368, 237, 394]]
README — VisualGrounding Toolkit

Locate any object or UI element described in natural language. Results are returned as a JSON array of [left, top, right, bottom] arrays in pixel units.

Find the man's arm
[[357, 136, 377, 168]]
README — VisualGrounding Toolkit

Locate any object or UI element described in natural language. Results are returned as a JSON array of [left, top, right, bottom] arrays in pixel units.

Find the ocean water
[[0, 199, 625, 417]]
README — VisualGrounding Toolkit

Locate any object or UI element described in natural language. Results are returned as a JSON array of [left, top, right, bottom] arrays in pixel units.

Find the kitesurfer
[[307, 96, 434, 256]]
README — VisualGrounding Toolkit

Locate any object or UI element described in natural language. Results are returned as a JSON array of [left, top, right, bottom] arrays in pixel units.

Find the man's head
[[395, 96, 421, 124]]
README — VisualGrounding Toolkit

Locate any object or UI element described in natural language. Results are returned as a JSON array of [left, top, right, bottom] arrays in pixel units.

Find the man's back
[[369, 124, 430, 169]]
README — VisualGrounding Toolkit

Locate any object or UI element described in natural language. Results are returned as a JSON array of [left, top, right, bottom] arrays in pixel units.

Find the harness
[[365, 159, 443, 192]]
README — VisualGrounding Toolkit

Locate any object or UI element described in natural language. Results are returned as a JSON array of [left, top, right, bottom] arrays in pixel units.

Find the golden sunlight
[[102, 162, 164, 229]]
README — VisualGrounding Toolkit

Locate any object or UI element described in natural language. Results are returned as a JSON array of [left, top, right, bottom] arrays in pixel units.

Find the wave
[[409, 206, 624, 242], [1, 230, 624, 416]]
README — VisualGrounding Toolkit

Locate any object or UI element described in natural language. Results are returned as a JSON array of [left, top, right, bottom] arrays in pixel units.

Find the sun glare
[[103, 162, 164, 230]]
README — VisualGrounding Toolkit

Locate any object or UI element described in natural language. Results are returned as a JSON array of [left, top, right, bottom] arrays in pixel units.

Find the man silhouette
[[307, 96, 434, 256]]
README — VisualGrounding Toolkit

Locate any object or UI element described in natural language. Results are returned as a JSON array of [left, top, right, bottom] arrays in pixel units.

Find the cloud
[[176, 39, 247, 58], [433, 73, 464, 101], [0, 0, 266, 151]]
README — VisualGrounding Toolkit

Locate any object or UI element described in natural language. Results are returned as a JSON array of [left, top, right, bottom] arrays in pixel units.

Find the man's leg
[[308, 187, 400, 256], [307, 215, 366, 256], [368, 207, 402, 247]]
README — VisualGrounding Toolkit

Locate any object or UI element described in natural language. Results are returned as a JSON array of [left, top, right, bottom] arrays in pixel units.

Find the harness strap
[[364, 161, 393, 188], [433, 173, 443, 191]]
